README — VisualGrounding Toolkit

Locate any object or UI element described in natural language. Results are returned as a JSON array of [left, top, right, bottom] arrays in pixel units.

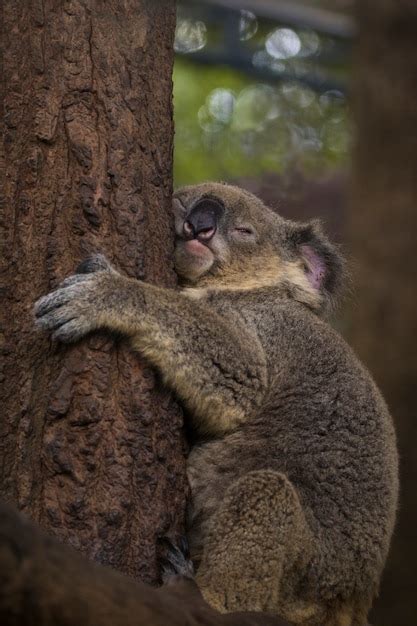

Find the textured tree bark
[[1, 0, 188, 584], [348, 2, 417, 624], [0, 501, 292, 626]]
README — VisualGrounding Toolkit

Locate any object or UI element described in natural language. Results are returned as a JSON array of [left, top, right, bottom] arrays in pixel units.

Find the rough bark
[[1, 0, 188, 584], [0, 501, 292, 626], [348, 2, 417, 624]]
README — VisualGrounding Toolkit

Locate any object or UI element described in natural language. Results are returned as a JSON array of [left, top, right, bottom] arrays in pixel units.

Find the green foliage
[[173, 58, 350, 188]]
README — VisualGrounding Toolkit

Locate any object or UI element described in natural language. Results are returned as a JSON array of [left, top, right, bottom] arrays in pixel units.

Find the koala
[[34, 182, 398, 626]]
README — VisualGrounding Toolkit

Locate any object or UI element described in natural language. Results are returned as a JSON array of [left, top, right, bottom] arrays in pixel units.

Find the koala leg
[[195, 470, 317, 621]]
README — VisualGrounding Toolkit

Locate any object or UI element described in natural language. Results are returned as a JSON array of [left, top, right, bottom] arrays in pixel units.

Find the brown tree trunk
[[348, 2, 417, 624], [1, 0, 188, 584]]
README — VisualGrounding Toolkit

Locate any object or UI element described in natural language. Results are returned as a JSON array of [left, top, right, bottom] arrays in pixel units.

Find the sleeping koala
[[34, 182, 398, 626]]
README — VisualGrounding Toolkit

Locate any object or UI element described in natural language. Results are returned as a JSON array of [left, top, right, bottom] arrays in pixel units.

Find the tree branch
[[0, 501, 291, 626]]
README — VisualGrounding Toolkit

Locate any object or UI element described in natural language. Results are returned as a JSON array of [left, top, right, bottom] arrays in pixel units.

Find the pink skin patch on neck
[[300, 244, 326, 290]]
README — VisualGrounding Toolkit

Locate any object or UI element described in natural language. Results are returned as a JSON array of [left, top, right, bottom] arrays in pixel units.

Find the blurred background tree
[[347, 2, 417, 625], [172, 2, 416, 625]]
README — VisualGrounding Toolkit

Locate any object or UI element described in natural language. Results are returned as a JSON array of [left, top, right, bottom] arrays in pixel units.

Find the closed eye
[[234, 227, 255, 235]]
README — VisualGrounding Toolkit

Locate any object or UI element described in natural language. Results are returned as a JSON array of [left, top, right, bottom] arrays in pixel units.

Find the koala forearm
[[98, 279, 268, 434], [34, 267, 267, 434]]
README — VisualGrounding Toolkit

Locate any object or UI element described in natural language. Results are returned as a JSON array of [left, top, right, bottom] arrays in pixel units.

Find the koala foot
[[196, 470, 314, 616], [159, 536, 195, 584]]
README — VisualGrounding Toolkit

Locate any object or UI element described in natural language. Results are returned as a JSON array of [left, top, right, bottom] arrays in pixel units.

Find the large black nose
[[183, 198, 224, 242]]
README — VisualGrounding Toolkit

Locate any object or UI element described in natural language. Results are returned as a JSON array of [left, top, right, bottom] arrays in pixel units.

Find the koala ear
[[290, 220, 345, 309]]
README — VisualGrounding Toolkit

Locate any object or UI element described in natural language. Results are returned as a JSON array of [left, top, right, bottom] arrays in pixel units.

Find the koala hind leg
[[195, 470, 316, 621]]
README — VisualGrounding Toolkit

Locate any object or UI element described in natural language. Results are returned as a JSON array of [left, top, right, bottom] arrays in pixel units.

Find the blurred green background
[[173, 0, 352, 190]]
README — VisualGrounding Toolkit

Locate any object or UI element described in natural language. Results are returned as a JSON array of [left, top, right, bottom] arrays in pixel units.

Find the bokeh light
[[266, 28, 301, 60], [174, 18, 207, 53], [239, 10, 258, 41]]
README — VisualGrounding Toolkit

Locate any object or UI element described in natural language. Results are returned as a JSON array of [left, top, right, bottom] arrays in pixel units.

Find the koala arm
[[34, 257, 267, 435]]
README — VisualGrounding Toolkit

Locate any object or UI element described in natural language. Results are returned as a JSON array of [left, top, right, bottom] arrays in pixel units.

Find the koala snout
[[184, 198, 224, 243]]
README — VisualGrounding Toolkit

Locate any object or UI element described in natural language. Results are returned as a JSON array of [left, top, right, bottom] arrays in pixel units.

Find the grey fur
[[34, 182, 398, 626]]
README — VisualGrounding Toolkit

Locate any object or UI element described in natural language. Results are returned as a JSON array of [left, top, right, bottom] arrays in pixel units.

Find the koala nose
[[183, 198, 224, 242]]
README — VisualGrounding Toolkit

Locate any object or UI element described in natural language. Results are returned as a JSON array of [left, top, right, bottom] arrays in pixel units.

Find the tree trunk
[[348, 2, 417, 624], [1, 0, 187, 585]]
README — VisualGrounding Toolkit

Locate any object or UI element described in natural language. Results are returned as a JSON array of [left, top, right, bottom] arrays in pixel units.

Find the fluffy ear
[[289, 220, 346, 311]]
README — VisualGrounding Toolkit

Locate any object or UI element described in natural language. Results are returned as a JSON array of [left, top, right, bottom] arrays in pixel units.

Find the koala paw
[[76, 253, 115, 275], [159, 536, 195, 584], [34, 255, 119, 343]]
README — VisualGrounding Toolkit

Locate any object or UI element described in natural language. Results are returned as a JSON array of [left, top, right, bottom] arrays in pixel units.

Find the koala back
[[187, 289, 398, 603]]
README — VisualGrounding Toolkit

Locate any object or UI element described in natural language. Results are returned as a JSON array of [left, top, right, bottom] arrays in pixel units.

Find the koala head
[[173, 182, 345, 313]]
